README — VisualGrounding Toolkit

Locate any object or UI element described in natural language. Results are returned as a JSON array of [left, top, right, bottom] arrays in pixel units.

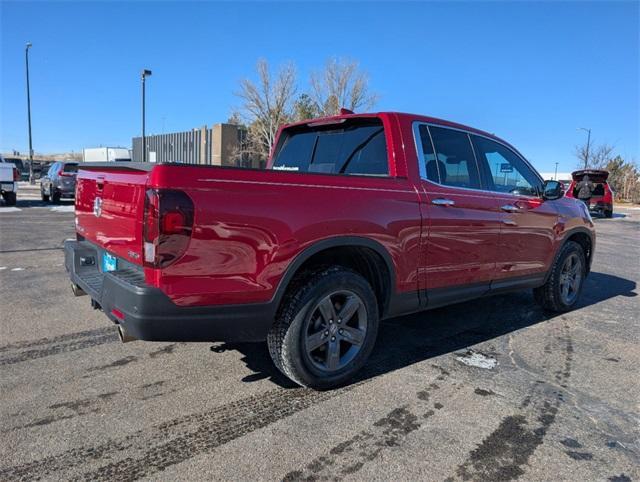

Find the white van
[[83, 147, 131, 162]]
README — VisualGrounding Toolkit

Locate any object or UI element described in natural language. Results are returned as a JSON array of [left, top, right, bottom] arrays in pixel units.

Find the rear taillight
[[143, 188, 194, 268], [59, 171, 74, 177], [13, 167, 20, 181]]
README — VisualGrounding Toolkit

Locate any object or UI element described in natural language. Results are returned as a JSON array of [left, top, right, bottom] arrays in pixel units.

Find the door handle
[[501, 204, 520, 213], [432, 198, 455, 207]]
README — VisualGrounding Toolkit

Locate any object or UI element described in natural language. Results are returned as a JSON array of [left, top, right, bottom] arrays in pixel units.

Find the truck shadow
[[212, 271, 636, 389]]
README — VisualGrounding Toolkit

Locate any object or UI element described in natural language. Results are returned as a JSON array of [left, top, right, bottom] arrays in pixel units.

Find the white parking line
[[50, 205, 75, 213]]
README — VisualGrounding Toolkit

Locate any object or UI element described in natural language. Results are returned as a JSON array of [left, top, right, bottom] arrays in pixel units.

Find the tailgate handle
[[96, 175, 105, 191]]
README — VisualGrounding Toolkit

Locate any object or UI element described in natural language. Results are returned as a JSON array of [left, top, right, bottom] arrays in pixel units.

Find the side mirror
[[542, 180, 563, 200]]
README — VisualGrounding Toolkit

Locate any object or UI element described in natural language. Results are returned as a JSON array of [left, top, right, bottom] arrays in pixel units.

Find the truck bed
[[75, 162, 423, 308]]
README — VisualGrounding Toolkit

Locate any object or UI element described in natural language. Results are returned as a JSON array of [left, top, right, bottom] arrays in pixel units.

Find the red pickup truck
[[65, 112, 595, 388]]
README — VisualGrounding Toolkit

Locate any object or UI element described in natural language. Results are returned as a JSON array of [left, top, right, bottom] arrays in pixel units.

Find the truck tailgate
[[76, 163, 152, 265]]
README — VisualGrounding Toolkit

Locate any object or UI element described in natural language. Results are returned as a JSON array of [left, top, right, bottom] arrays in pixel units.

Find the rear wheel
[[2, 192, 17, 206], [534, 241, 586, 312], [267, 266, 379, 389], [604, 209, 613, 218], [52, 188, 61, 204]]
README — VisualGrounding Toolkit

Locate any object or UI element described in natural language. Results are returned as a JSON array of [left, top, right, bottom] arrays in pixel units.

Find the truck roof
[[282, 111, 504, 144], [282, 111, 532, 167]]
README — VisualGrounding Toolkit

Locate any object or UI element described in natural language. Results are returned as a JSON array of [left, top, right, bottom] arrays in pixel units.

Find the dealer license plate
[[102, 252, 117, 272]]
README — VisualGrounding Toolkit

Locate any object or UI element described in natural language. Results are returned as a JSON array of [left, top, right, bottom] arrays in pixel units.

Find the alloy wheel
[[559, 253, 582, 305], [303, 290, 368, 373]]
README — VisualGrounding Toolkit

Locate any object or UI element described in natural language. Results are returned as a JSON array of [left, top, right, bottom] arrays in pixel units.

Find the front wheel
[[604, 209, 613, 218], [41, 188, 50, 202], [534, 241, 586, 312], [267, 266, 379, 389]]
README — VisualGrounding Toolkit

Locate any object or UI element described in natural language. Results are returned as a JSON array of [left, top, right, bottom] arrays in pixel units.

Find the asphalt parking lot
[[1, 190, 638, 481]]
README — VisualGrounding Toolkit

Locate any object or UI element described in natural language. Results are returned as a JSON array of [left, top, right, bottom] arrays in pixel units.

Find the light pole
[[554, 162, 559, 180], [578, 127, 591, 169], [141, 69, 152, 162], [25, 42, 34, 184]]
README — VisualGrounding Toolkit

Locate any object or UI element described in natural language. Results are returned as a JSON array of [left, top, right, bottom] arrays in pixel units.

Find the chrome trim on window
[[411, 120, 543, 198]]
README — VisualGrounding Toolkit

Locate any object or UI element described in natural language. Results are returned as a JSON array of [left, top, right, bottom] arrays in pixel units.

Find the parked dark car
[[41, 161, 78, 203]]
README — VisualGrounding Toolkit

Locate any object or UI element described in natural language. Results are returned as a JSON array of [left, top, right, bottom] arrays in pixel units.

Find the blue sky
[[1, 1, 638, 172]]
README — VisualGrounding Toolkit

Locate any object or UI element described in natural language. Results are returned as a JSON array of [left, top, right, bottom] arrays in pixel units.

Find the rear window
[[271, 118, 389, 176], [63, 163, 78, 173]]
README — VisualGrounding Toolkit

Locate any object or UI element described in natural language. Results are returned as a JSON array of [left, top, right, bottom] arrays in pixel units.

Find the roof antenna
[[340, 108, 354, 115]]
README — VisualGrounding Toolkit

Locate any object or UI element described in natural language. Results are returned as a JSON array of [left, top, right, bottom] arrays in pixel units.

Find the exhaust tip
[[71, 282, 86, 297], [118, 325, 137, 343]]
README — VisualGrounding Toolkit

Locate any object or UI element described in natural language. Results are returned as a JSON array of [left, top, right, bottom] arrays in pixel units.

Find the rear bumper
[[56, 185, 76, 197], [64, 240, 275, 342], [589, 201, 612, 213], [1, 181, 17, 193]]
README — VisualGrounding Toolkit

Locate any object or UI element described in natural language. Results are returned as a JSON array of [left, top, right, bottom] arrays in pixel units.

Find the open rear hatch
[[571, 169, 609, 183], [75, 163, 153, 266]]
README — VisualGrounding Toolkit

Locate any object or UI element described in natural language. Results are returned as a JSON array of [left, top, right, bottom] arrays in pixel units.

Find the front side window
[[63, 163, 78, 173], [272, 119, 388, 176], [471, 135, 541, 196], [428, 126, 481, 189]]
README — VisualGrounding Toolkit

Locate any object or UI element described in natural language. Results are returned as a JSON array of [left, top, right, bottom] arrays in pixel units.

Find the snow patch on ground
[[50, 205, 75, 213], [0, 207, 22, 212], [455, 350, 497, 369], [10, 267, 25, 271]]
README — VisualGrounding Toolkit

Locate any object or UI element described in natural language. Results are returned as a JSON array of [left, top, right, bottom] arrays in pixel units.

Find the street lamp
[[141, 69, 152, 162], [554, 162, 559, 180], [25, 42, 34, 184], [578, 127, 591, 169]]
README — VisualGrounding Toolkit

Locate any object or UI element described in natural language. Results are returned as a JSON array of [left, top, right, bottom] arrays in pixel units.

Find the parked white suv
[[0, 154, 20, 206]]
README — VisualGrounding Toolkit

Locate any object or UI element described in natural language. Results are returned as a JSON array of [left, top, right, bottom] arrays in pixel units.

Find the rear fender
[[271, 236, 397, 315]]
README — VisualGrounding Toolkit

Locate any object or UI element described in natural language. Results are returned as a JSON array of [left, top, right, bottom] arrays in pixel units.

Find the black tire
[[604, 209, 613, 218], [3, 191, 17, 206], [267, 266, 379, 389], [52, 188, 61, 204], [534, 241, 586, 312], [41, 188, 50, 202]]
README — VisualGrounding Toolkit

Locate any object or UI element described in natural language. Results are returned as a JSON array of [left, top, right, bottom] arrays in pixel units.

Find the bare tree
[[575, 141, 614, 169], [310, 58, 378, 117], [235, 59, 297, 160]]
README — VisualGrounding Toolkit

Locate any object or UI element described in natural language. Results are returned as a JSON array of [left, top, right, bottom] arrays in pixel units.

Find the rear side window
[[272, 119, 388, 176], [63, 163, 78, 173], [416, 125, 439, 183], [428, 126, 481, 189]]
